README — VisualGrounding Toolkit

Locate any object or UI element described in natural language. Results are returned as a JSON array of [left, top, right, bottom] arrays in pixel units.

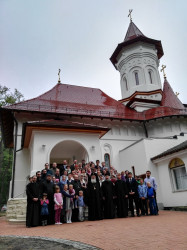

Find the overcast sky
[[0, 0, 187, 103]]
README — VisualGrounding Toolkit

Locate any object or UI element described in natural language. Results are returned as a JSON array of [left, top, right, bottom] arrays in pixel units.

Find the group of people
[[26, 159, 158, 228]]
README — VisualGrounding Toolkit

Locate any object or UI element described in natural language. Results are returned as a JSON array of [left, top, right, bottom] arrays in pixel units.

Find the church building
[[1, 17, 187, 221]]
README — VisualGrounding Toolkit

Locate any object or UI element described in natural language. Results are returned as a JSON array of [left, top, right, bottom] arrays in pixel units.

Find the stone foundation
[[6, 198, 27, 223], [6, 198, 89, 223]]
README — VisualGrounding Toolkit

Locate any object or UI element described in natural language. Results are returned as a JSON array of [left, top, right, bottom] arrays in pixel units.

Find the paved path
[[0, 211, 187, 250]]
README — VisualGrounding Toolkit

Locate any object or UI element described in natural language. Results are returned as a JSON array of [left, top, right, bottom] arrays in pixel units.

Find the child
[[58, 175, 67, 193], [54, 185, 63, 225], [75, 190, 85, 222], [40, 193, 49, 226], [147, 182, 157, 215], [62, 184, 74, 224], [68, 184, 75, 223], [138, 178, 148, 216]]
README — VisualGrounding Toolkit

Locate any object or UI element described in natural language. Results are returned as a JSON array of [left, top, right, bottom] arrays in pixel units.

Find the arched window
[[169, 158, 187, 191], [135, 72, 139, 85], [104, 153, 110, 170], [124, 78, 128, 91], [148, 71, 153, 84]]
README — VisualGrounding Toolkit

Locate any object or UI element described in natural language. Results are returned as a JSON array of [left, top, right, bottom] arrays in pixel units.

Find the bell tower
[[110, 13, 164, 112]]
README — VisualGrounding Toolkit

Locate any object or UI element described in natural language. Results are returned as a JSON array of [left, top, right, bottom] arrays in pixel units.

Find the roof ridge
[[5, 83, 61, 107], [4, 83, 105, 108]]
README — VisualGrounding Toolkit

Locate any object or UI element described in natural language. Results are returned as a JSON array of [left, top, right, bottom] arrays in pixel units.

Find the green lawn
[[0, 212, 6, 217]]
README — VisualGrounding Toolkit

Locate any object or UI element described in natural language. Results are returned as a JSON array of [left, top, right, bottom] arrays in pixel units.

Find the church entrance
[[50, 140, 89, 165]]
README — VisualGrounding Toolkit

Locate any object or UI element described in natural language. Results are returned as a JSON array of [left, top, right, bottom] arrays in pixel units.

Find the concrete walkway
[[0, 211, 187, 250]]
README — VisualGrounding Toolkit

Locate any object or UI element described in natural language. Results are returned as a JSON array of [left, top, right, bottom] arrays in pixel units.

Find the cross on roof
[[128, 9, 133, 22], [58, 69, 61, 83], [161, 65, 167, 79]]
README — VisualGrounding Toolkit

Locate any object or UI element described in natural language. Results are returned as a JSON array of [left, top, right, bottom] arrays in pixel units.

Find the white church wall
[[119, 136, 187, 207], [119, 139, 148, 174], [119, 139, 163, 208], [29, 130, 102, 175], [155, 152, 187, 207], [146, 118, 187, 138], [11, 120, 31, 198], [100, 121, 146, 170], [13, 149, 30, 198]]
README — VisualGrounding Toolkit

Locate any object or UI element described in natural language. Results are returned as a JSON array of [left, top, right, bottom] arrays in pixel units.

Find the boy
[[138, 178, 148, 216], [75, 190, 85, 222], [147, 182, 157, 215]]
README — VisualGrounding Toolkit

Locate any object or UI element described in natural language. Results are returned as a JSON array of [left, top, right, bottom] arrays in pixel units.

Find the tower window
[[124, 78, 128, 91], [149, 71, 153, 84], [135, 72, 139, 85]]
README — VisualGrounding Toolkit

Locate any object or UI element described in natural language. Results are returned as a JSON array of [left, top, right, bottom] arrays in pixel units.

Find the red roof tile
[[124, 22, 145, 41], [143, 106, 187, 120], [160, 78, 184, 109], [2, 82, 187, 122], [4, 83, 144, 120]]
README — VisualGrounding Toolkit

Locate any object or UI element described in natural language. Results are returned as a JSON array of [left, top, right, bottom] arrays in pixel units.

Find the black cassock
[[102, 181, 115, 219], [42, 180, 55, 225], [115, 180, 128, 218], [26, 182, 40, 227], [84, 181, 103, 221]]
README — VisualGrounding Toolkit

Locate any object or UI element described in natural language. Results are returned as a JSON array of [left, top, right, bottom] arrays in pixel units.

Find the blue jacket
[[138, 184, 147, 198], [147, 187, 154, 198]]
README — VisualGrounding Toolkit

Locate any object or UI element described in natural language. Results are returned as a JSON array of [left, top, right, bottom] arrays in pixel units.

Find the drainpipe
[[143, 121, 148, 138], [11, 113, 18, 198]]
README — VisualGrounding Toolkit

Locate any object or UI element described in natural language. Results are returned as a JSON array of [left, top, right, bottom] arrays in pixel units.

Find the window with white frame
[[169, 158, 187, 191]]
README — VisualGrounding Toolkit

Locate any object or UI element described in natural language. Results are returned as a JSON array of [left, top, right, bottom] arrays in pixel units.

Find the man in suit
[[126, 172, 140, 217], [71, 159, 77, 172], [59, 160, 67, 176]]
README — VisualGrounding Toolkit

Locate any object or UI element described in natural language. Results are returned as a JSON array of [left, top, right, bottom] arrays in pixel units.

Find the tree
[[0, 85, 24, 207]]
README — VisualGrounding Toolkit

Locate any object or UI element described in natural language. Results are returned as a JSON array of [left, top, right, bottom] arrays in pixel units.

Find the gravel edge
[[0, 235, 102, 250]]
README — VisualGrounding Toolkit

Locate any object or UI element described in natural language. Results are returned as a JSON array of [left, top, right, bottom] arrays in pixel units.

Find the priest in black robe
[[115, 173, 128, 218], [102, 174, 115, 219], [41, 174, 55, 225], [26, 175, 40, 227], [84, 174, 103, 221]]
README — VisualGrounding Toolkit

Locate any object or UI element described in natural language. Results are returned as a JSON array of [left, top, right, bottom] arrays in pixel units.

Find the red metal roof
[[160, 78, 184, 109], [2, 82, 187, 121], [143, 106, 187, 120], [4, 83, 144, 120]]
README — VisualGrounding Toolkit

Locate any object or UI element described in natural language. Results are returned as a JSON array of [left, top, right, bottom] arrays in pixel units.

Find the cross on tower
[[160, 65, 167, 79], [58, 69, 61, 83], [128, 9, 133, 22]]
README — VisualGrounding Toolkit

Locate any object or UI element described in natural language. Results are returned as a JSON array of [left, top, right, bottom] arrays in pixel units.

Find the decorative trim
[[119, 89, 162, 103], [23, 125, 109, 148]]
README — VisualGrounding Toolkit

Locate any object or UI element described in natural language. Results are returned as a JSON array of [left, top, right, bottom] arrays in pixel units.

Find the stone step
[[8, 219, 26, 224], [17, 215, 26, 219]]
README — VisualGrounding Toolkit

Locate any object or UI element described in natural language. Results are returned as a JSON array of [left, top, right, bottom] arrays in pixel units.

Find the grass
[[0, 212, 6, 217]]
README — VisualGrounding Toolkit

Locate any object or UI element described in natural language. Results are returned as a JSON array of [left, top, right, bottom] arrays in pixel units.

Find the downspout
[[11, 113, 18, 198], [143, 121, 148, 138]]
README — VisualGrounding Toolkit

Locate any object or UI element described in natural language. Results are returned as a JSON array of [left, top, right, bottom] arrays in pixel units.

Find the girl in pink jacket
[[54, 185, 63, 225]]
